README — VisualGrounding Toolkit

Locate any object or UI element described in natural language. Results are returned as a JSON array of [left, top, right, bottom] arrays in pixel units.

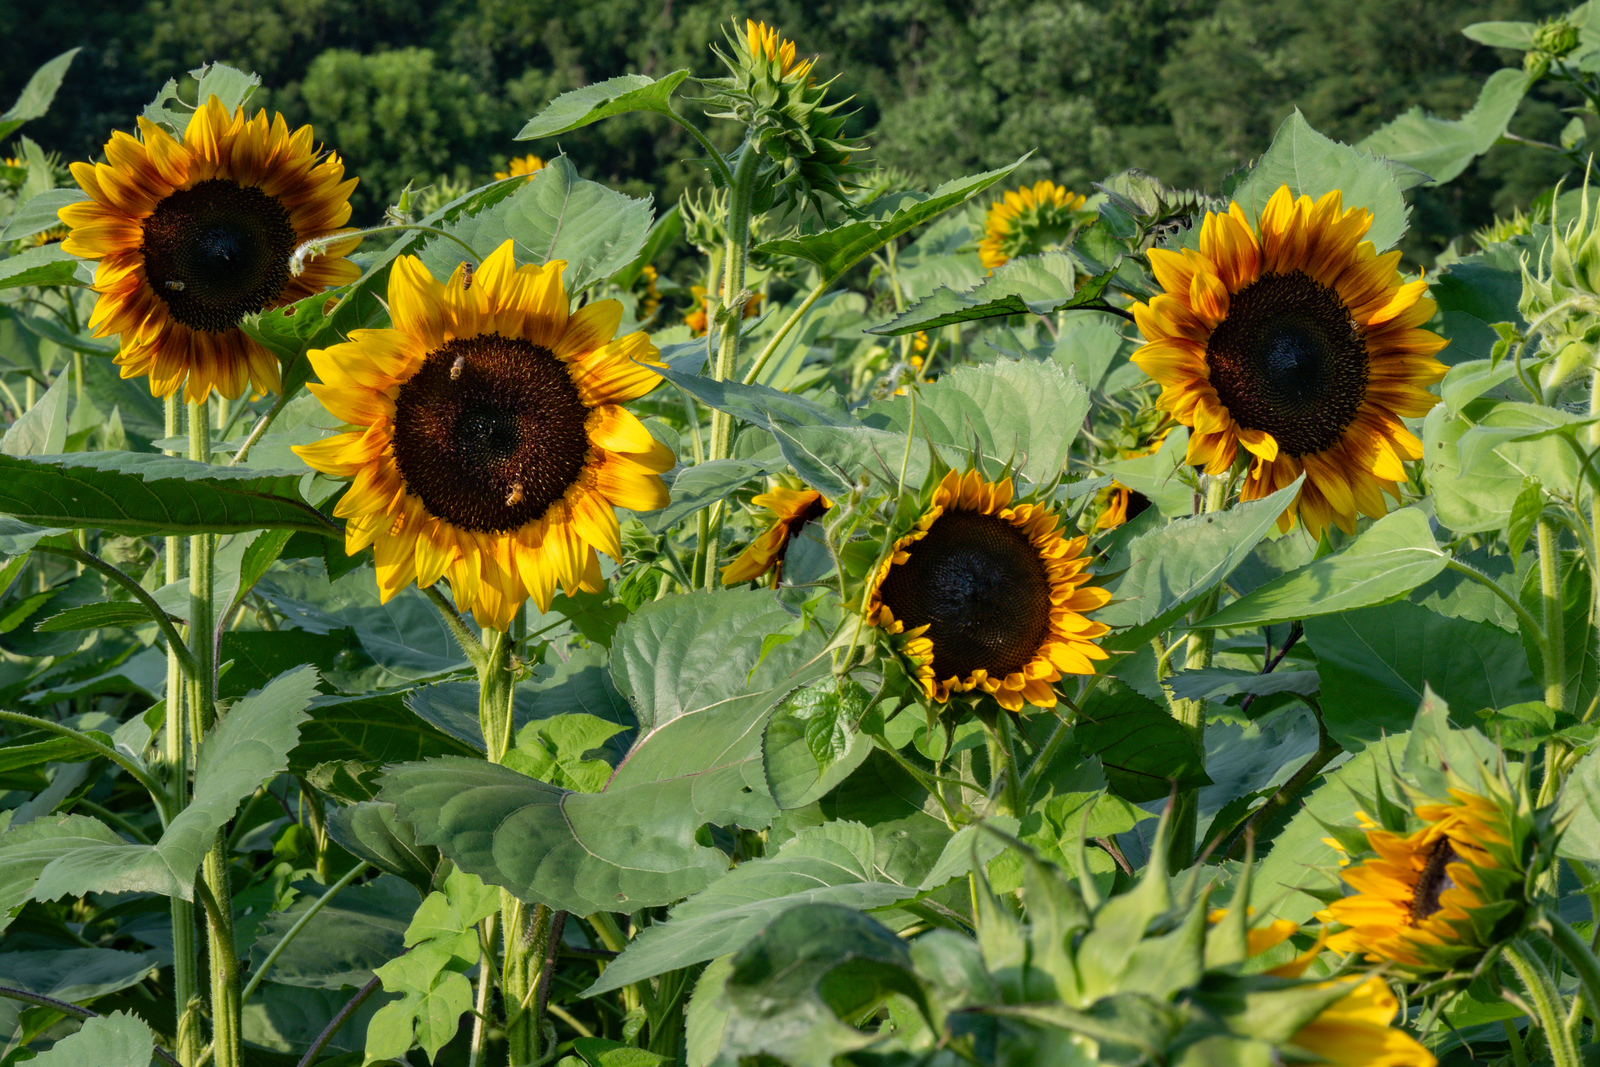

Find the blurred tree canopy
[[0, 0, 1572, 262]]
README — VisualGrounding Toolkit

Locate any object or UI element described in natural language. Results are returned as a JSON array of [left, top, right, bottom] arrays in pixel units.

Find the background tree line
[[0, 0, 1575, 264]]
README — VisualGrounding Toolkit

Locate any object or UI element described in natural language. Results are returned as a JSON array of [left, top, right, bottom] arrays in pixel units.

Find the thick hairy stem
[[1505, 940, 1582, 1067], [1548, 913, 1600, 1038], [1537, 518, 1572, 809]]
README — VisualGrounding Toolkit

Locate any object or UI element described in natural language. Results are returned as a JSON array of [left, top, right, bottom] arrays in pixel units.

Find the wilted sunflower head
[[58, 95, 360, 404], [1130, 185, 1449, 537], [979, 180, 1089, 270], [1316, 777, 1555, 976], [721, 485, 831, 587], [864, 467, 1109, 713], [293, 239, 674, 632]]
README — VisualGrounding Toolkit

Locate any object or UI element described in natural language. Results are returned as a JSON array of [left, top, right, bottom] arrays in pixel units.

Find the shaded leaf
[[0, 187, 87, 242], [248, 874, 416, 989], [517, 71, 690, 140], [870, 251, 1116, 335], [0, 49, 79, 141], [1075, 686, 1210, 802], [0, 243, 85, 290], [326, 801, 441, 898], [30, 1010, 155, 1067]]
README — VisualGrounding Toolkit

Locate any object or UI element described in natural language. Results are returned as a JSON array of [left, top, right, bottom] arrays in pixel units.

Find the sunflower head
[[58, 95, 360, 404], [701, 19, 864, 214], [495, 155, 545, 182], [979, 180, 1090, 270], [1316, 771, 1558, 977], [1130, 184, 1449, 537], [721, 484, 832, 587], [862, 465, 1109, 713], [293, 239, 674, 632]]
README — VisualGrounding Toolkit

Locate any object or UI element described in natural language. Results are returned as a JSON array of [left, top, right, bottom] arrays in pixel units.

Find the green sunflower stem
[[699, 144, 762, 589], [982, 712, 1025, 818], [477, 627, 551, 1064], [185, 400, 240, 1067], [1538, 518, 1567, 713], [1547, 914, 1600, 1034], [162, 396, 202, 1067], [1506, 939, 1583, 1067], [1166, 473, 1228, 870]]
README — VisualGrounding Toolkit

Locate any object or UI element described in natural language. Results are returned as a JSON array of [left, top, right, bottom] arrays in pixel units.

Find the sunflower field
[[10, 6, 1600, 1066]]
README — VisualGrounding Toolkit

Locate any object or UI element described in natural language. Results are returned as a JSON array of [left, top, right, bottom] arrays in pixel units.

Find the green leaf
[[0, 451, 337, 537], [1166, 668, 1319, 703], [36, 602, 171, 633], [716, 903, 929, 1067], [589, 821, 922, 995], [1425, 399, 1582, 535], [242, 982, 393, 1057], [382, 589, 829, 913], [643, 458, 780, 534], [0, 187, 86, 242], [863, 358, 1090, 487], [1507, 478, 1544, 565], [612, 203, 683, 291], [516, 71, 690, 140], [570, 1038, 672, 1067], [655, 366, 854, 432], [1195, 508, 1448, 630], [417, 154, 654, 294], [1227, 111, 1417, 251], [29, 666, 318, 902], [1305, 601, 1540, 750], [0, 730, 115, 773], [0, 49, 79, 142], [870, 251, 1116, 335], [503, 713, 628, 791], [0, 243, 85, 290], [1075, 685, 1210, 802], [764, 681, 874, 810], [0, 815, 126, 934], [767, 422, 915, 501], [290, 690, 481, 772], [1462, 20, 1537, 49], [141, 62, 260, 134], [757, 160, 1024, 282], [1097, 476, 1304, 649], [2, 373, 68, 457], [1092, 426, 1194, 517], [249, 875, 416, 990], [326, 802, 441, 898], [1357, 69, 1532, 186], [30, 1010, 156, 1067]]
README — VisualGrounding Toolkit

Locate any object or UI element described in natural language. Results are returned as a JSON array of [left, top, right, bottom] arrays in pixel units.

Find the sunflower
[[722, 486, 831, 586], [1130, 185, 1448, 537], [1211, 909, 1435, 1067], [745, 19, 812, 81], [979, 180, 1088, 271], [495, 155, 545, 182], [58, 96, 359, 403], [1317, 787, 1532, 973], [293, 239, 674, 632], [1093, 427, 1169, 530], [865, 468, 1109, 712]]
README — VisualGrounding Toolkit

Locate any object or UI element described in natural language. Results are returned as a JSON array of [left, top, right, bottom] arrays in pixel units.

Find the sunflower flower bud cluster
[[700, 20, 864, 214], [1517, 181, 1600, 387]]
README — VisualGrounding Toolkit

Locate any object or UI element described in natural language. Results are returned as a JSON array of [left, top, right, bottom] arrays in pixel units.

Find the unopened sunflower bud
[[1535, 18, 1580, 59]]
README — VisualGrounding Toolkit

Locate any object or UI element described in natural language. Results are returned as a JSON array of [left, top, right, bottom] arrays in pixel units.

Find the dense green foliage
[[0, 0, 1574, 259]]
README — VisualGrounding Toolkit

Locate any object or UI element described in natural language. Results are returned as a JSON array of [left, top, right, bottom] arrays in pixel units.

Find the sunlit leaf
[[517, 71, 691, 140]]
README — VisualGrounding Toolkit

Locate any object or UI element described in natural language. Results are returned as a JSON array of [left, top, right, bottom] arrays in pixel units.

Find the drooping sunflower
[[495, 155, 545, 182], [59, 96, 360, 403], [979, 180, 1088, 271], [1130, 185, 1449, 537], [293, 239, 674, 632], [865, 468, 1109, 713], [722, 486, 831, 586], [1317, 786, 1536, 973]]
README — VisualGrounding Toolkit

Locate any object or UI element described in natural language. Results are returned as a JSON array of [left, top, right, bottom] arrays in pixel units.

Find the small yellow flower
[[494, 155, 545, 182], [684, 285, 763, 337], [745, 20, 812, 81]]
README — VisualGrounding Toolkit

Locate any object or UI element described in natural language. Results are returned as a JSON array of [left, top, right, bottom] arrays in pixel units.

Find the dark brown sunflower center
[[390, 334, 592, 533], [1409, 838, 1458, 923], [1204, 270, 1368, 457], [140, 179, 297, 333], [877, 509, 1052, 683]]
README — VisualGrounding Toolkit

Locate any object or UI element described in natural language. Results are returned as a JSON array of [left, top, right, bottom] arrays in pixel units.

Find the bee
[[461, 261, 475, 290], [505, 481, 525, 507], [449, 354, 465, 380]]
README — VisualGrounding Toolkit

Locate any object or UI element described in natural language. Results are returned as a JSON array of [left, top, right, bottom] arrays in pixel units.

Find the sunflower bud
[[1534, 18, 1580, 59], [679, 186, 728, 256], [700, 20, 865, 215], [1515, 175, 1600, 382]]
